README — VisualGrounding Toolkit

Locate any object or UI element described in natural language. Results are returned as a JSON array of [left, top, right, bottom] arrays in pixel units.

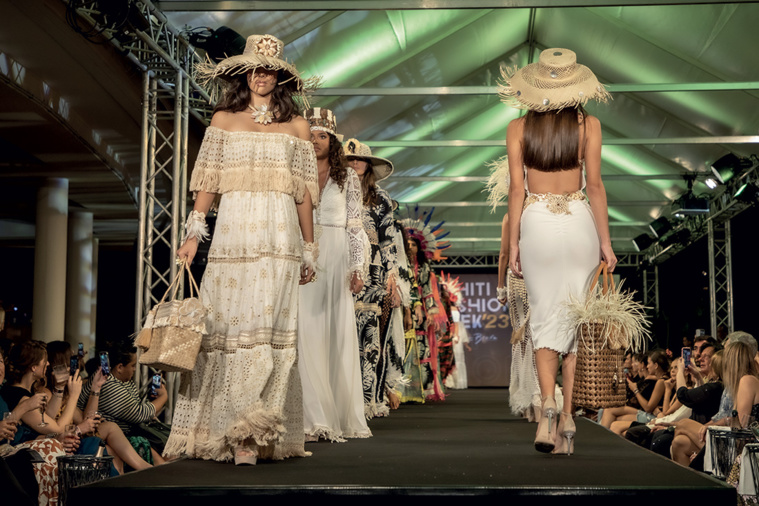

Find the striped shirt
[[77, 376, 156, 434]]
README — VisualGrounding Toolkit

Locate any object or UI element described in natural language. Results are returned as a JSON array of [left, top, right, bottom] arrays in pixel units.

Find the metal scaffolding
[[707, 220, 734, 336]]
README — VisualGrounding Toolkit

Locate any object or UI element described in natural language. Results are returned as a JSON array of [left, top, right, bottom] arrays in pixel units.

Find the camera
[[69, 356, 78, 376], [682, 347, 692, 369]]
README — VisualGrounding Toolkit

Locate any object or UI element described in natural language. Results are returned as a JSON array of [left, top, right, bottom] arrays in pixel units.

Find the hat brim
[[345, 154, 394, 181]]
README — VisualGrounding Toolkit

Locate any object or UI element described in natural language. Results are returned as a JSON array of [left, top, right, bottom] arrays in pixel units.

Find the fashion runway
[[71, 389, 734, 505]]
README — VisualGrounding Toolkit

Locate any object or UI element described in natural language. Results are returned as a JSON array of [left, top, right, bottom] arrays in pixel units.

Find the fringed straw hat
[[498, 48, 611, 112], [196, 34, 320, 104], [342, 138, 394, 181], [305, 107, 343, 142]]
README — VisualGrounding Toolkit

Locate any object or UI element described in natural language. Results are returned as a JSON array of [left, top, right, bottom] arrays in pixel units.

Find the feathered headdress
[[439, 271, 463, 305], [400, 206, 451, 261], [484, 155, 510, 213]]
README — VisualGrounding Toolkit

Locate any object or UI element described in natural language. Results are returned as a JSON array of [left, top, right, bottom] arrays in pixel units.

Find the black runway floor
[[71, 388, 735, 505]]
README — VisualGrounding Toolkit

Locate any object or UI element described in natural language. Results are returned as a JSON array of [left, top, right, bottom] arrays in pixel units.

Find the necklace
[[248, 104, 274, 125]]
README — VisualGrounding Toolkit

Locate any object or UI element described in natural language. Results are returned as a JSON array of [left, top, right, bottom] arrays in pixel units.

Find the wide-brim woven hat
[[343, 138, 394, 181], [498, 48, 611, 112], [196, 34, 320, 101], [305, 107, 344, 142]]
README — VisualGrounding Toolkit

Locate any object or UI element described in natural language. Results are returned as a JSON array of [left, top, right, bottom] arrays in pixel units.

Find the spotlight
[[672, 192, 709, 216], [189, 26, 246, 62], [704, 178, 719, 190], [660, 229, 691, 248], [632, 233, 655, 252], [734, 182, 759, 203], [649, 217, 672, 238], [711, 153, 752, 184]]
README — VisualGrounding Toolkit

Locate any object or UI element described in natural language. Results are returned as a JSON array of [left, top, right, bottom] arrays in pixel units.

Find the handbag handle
[[588, 260, 615, 295], [156, 260, 202, 305]]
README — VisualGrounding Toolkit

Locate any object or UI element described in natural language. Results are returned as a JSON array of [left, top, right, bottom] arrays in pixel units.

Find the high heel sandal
[[552, 412, 576, 455], [234, 445, 257, 466], [534, 396, 557, 453]]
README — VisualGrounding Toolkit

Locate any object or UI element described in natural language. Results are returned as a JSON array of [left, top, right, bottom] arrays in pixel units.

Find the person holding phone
[[77, 340, 168, 466]]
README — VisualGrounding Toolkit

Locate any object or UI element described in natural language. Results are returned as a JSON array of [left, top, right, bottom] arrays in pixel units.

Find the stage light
[[735, 182, 759, 203], [672, 192, 709, 216], [632, 233, 655, 252], [704, 178, 719, 189], [660, 229, 691, 248], [711, 153, 752, 184], [189, 26, 246, 62], [649, 217, 672, 238]]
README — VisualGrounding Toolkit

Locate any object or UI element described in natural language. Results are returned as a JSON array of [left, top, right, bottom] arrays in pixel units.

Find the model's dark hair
[[327, 133, 348, 192], [398, 223, 412, 260], [409, 236, 428, 267], [522, 106, 586, 172], [214, 71, 299, 123], [359, 161, 379, 206], [5, 340, 47, 386]]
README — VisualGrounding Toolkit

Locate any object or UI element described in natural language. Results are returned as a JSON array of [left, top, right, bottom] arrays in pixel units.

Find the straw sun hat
[[498, 48, 611, 112], [342, 138, 394, 181], [196, 34, 320, 103]]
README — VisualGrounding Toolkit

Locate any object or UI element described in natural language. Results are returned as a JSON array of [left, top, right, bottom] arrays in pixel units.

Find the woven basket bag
[[573, 262, 626, 409], [134, 261, 206, 373]]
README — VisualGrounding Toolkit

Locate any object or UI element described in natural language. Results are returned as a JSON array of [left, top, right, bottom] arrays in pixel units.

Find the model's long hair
[[409, 236, 428, 267], [359, 161, 379, 206], [327, 133, 348, 191], [5, 340, 47, 387], [723, 341, 759, 407], [522, 105, 586, 171], [214, 71, 298, 123]]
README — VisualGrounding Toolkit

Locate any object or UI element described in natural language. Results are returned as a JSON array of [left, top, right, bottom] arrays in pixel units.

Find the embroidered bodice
[[189, 126, 319, 207], [523, 162, 587, 214], [316, 167, 368, 277]]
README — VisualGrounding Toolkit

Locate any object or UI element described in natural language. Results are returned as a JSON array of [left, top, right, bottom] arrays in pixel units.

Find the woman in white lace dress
[[298, 108, 371, 441], [167, 34, 318, 465]]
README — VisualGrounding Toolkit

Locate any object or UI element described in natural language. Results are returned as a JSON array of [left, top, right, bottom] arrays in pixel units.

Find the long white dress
[[298, 168, 372, 441], [164, 127, 318, 462], [445, 308, 469, 389], [519, 169, 600, 355]]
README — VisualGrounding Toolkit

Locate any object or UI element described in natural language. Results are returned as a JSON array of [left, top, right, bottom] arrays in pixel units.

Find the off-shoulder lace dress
[[164, 127, 318, 462]]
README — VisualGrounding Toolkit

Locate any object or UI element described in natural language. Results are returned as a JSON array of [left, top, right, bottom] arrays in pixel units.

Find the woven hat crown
[[305, 107, 338, 135], [244, 34, 284, 59], [343, 138, 373, 158]]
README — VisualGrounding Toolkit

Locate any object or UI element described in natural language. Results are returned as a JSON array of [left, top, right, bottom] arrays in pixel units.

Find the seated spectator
[[601, 350, 669, 432], [0, 344, 65, 505], [647, 340, 723, 460], [77, 339, 168, 464], [43, 341, 152, 474]]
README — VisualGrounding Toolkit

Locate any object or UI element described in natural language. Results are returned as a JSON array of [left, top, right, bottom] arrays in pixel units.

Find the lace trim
[[201, 330, 298, 350], [208, 253, 301, 263], [523, 190, 585, 214], [355, 301, 381, 313]]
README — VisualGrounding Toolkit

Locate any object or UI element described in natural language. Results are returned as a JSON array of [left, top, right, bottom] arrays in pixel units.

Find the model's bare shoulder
[[210, 111, 234, 129], [290, 115, 311, 141]]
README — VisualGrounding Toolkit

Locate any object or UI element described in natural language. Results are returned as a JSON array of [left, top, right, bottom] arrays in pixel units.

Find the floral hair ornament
[[498, 48, 611, 113], [401, 205, 451, 261], [305, 107, 344, 142], [195, 33, 321, 106], [342, 138, 394, 181]]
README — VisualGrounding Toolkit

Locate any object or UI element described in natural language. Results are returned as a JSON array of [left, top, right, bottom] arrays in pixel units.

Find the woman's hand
[[414, 305, 424, 324], [0, 418, 18, 440], [299, 265, 314, 285], [626, 377, 637, 391], [601, 243, 617, 272], [91, 368, 107, 391], [509, 245, 522, 278], [16, 393, 47, 414], [664, 376, 676, 390], [68, 370, 83, 400], [78, 416, 100, 435], [350, 272, 364, 294], [177, 238, 199, 265]]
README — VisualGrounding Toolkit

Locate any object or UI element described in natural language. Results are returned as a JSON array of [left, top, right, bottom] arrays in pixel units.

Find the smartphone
[[695, 329, 705, 337], [99, 351, 111, 376], [70, 356, 78, 376], [149, 374, 162, 398], [77, 342, 84, 358], [682, 347, 692, 369]]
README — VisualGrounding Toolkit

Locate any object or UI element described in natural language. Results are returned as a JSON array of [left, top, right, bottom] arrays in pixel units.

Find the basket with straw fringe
[[567, 261, 651, 409]]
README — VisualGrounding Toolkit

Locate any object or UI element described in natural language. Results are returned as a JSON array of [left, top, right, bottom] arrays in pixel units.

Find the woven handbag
[[573, 262, 627, 409], [134, 261, 206, 373]]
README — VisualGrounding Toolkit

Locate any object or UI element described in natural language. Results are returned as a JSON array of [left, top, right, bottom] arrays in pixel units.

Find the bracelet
[[90, 391, 100, 397], [183, 210, 210, 244], [497, 285, 507, 300], [634, 389, 640, 395], [302, 241, 319, 275], [54, 388, 65, 395]]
